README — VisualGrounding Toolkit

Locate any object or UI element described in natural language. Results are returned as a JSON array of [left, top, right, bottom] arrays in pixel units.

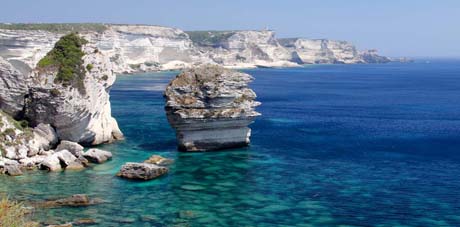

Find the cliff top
[[0, 23, 108, 33]]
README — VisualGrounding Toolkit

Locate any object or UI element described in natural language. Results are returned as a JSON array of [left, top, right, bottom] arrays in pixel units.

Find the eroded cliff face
[[190, 30, 298, 68], [279, 38, 390, 64], [0, 24, 391, 74], [0, 33, 122, 146], [0, 57, 29, 118], [164, 65, 260, 151], [25, 44, 122, 145]]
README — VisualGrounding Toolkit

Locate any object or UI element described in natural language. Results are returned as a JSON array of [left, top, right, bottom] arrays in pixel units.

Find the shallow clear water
[[1, 60, 460, 226]]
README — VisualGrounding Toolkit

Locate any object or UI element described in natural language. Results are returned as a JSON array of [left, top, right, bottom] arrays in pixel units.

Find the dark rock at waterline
[[73, 218, 97, 225], [4, 164, 23, 176], [164, 64, 261, 152], [46, 223, 73, 227], [116, 162, 168, 180]]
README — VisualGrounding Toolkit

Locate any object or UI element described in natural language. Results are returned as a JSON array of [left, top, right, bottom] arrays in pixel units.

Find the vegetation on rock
[[0, 23, 107, 33], [86, 63, 94, 72], [0, 197, 38, 227], [186, 31, 235, 47], [37, 33, 88, 92]]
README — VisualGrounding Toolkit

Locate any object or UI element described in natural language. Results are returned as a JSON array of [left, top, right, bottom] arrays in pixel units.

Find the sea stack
[[164, 64, 261, 151]]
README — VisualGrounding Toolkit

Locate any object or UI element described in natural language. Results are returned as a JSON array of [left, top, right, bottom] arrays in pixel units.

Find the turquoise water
[[2, 60, 460, 226]]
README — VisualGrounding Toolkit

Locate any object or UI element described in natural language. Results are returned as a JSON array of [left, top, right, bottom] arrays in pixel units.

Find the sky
[[0, 0, 459, 57]]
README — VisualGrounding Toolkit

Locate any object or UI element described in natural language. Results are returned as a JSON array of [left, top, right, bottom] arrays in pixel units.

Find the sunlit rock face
[[278, 38, 390, 64], [164, 65, 261, 151], [25, 45, 123, 145], [190, 30, 299, 68], [0, 57, 29, 118], [89, 25, 207, 73]]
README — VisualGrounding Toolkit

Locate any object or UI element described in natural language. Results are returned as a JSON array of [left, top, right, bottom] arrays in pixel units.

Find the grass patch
[[37, 33, 88, 93], [0, 23, 107, 33], [185, 31, 236, 47], [0, 197, 38, 227]]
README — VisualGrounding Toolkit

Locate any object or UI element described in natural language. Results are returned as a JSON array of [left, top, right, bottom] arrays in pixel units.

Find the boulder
[[39, 153, 62, 171], [82, 149, 112, 164], [116, 162, 168, 180], [164, 65, 261, 151], [4, 146, 28, 160], [144, 155, 174, 166], [33, 123, 59, 151], [4, 164, 23, 176], [19, 155, 47, 169], [56, 140, 84, 156], [55, 150, 85, 170]]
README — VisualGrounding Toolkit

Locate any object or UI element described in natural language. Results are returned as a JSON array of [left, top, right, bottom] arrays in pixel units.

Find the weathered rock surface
[[25, 44, 123, 145], [56, 140, 83, 155], [165, 65, 261, 151], [278, 38, 391, 64], [116, 162, 168, 180], [82, 148, 112, 163], [32, 123, 59, 152], [3, 163, 23, 176], [0, 57, 29, 117]]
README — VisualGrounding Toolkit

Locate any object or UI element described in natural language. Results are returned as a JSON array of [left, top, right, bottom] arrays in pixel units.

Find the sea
[[1, 59, 460, 227]]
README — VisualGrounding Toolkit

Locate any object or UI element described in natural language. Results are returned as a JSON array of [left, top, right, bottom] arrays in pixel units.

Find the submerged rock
[[144, 155, 174, 166], [37, 194, 101, 208], [46, 223, 73, 227], [116, 162, 168, 180], [164, 64, 261, 151]]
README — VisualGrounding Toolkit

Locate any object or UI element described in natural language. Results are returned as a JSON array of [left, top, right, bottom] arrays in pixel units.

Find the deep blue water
[[1, 60, 460, 226]]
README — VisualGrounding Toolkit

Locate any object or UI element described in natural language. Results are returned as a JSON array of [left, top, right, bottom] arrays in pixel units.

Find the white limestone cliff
[[0, 24, 392, 75], [0, 57, 29, 118], [278, 38, 390, 64]]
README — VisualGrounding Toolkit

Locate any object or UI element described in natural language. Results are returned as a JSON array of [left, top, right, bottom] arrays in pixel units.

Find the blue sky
[[1, 0, 459, 57]]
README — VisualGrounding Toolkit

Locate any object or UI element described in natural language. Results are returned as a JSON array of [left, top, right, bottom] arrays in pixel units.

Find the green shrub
[[3, 128, 15, 137], [86, 64, 94, 71], [186, 31, 236, 47], [0, 197, 38, 227], [50, 88, 61, 96], [37, 33, 88, 93]]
